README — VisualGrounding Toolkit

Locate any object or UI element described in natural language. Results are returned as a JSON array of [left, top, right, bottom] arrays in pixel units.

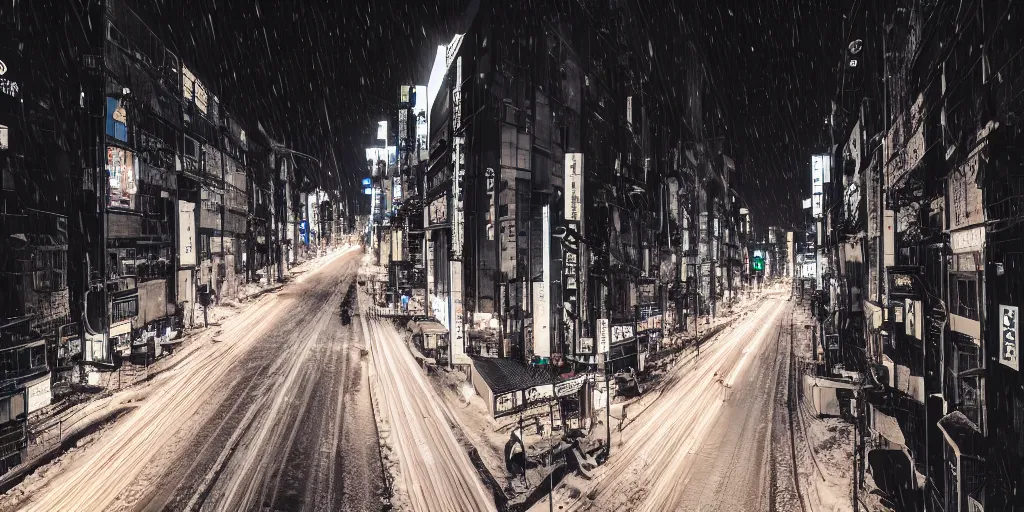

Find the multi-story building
[[1, 1, 85, 469], [821, 1, 1024, 509]]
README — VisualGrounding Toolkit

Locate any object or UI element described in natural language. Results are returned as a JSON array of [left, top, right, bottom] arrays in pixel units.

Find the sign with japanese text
[[178, 201, 196, 266], [949, 149, 986, 230], [452, 136, 465, 259], [555, 376, 586, 397], [1000, 305, 1019, 371], [494, 390, 521, 417], [562, 220, 582, 355], [597, 318, 610, 354], [565, 153, 583, 221], [533, 282, 550, 358]]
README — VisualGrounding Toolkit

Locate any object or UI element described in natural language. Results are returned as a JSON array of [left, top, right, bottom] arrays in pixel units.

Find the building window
[[33, 249, 68, 292], [949, 273, 979, 320], [111, 297, 138, 323]]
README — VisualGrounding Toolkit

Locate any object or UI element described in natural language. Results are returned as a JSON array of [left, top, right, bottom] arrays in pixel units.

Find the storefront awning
[[407, 319, 448, 335], [870, 403, 907, 447], [937, 410, 984, 460]]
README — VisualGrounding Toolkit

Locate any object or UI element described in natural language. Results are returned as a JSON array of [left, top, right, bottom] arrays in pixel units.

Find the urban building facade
[[366, 0, 760, 425], [816, 0, 1023, 509], [0, 0, 341, 476]]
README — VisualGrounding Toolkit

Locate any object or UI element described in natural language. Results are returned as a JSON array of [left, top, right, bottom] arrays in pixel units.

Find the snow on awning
[[870, 404, 906, 447], [937, 411, 984, 460], [407, 319, 448, 335]]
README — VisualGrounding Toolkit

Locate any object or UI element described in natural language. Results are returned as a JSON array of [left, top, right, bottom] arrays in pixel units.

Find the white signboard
[[1000, 305, 1019, 371], [26, 375, 52, 414], [533, 283, 550, 358], [555, 376, 586, 397], [431, 294, 449, 329], [525, 384, 554, 405], [452, 136, 465, 259], [178, 200, 197, 266], [811, 154, 828, 218], [905, 299, 923, 340], [597, 318, 610, 354], [450, 261, 469, 365], [578, 337, 594, 354], [611, 324, 635, 343], [565, 153, 584, 221], [495, 391, 521, 415], [951, 226, 985, 254]]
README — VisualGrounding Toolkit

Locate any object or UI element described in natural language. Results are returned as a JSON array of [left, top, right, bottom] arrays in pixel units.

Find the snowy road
[[544, 293, 796, 512], [362, 315, 497, 512], [1, 249, 384, 512]]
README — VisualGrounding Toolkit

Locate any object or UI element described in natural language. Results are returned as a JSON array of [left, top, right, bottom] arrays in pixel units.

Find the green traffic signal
[[752, 256, 764, 272]]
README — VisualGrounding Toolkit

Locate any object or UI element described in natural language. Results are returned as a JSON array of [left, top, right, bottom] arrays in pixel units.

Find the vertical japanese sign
[[811, 154, 828, 218], [564, 153, 587, 355], [1000, 305, 1019, 371], [534, 204, 552, 359], [452, 136, 465, 259], [178, 201, 196, 266], [451, 260, 468, 365], [486, 167, 496, 240], [533, 283, 550, 358], [597, 318, 610, 354]]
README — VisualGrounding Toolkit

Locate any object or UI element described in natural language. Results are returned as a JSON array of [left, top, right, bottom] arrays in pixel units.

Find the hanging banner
[[1000, 305, 1019, 371]]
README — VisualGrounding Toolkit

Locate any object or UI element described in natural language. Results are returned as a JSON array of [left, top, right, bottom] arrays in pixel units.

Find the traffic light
[[752, 256, 765, 273]]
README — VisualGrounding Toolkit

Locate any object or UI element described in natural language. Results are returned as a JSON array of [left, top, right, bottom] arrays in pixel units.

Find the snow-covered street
[[541, 290, 801, 511], [0, 248, 384, 512], [361, 310, 498, 511]]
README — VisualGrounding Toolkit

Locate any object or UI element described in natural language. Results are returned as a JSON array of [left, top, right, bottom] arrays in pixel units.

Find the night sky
[[138, 0, 842, 228]]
